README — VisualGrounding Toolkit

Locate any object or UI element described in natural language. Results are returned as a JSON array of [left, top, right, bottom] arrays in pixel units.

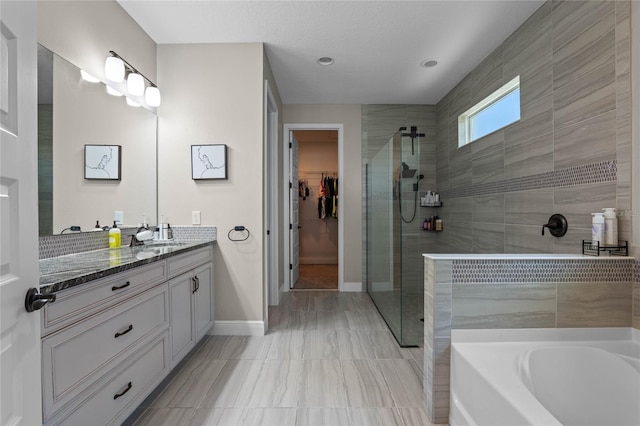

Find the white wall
[[282, 105, 362, 284], [38, 1, 156, 84], [52, 54, 156, 232], [157, 43, 266, 322]]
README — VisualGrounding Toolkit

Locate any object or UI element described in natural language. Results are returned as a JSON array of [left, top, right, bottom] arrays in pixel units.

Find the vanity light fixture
[[80, 70, 100, 83], [105, 51, 161, 106], [106, 86, 123, 97], [144, 86, 161, 107], [127, 72, 145, 96], [126, 97, 141, 107], [105, 55, 125, 82]]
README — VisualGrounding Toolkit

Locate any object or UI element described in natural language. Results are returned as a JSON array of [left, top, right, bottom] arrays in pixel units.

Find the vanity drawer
[[42, 261, 166, 334], [42, 284, 169, 418], [167, 246, 212, 278], [47, 332, 169, 426]]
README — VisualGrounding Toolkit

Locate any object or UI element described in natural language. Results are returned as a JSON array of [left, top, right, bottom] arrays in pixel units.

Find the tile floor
[[133, 291, 435, 426]]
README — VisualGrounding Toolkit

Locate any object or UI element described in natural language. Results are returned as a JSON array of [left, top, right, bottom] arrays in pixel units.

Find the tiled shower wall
[[434, 0, 632, 255], [361, 105, 437, 343]]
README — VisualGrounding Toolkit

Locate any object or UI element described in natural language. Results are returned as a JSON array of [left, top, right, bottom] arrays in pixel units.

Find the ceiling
[[117, 0, 545, 105]]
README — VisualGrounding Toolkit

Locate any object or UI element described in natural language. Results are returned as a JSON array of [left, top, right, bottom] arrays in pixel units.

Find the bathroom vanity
[[38, 240, 215, 425]]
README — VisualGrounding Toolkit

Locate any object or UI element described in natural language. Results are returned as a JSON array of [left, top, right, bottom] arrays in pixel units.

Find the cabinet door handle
[[195, 276, 200, 292], [113, 381, 132, 400], [192, 277, 197, 294], [112, 281, 131, 291], [114, 324, 133, 338]]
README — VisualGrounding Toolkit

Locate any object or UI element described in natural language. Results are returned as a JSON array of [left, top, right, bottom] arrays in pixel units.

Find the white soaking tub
[[450, 328, 640, 426]]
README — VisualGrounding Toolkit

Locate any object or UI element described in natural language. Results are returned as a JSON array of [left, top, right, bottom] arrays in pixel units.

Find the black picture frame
[[191, 144, 227, 180], [84, 144, 121, 180]]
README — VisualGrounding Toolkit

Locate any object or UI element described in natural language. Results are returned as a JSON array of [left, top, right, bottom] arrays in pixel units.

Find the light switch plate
[[114, 211, 123, 225], [192, 211, 201, 225]]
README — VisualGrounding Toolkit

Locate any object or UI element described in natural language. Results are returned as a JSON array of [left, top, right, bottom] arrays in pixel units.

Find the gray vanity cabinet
[[168, 249, 214, 367], [40, 244, 214, 425]]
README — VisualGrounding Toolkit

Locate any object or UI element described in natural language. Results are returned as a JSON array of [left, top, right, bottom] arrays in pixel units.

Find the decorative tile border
[[451, 258, 633, 284], [39, 232, 108, 259], [39, 226, 217, 259], [440, 160, 616, 199], [171, 226, 217, 240]]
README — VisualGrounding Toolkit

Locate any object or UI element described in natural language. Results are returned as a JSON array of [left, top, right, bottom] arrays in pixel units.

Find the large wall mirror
[[38, 44, 157, 235]]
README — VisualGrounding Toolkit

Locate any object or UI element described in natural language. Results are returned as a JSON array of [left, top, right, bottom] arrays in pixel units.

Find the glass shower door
[[367, 130, 422, 346]]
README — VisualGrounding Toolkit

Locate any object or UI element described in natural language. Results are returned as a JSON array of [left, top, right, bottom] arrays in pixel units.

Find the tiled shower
[[361, 0, 638, 349]]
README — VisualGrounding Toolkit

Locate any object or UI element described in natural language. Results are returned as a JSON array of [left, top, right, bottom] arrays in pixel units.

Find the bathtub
[[450, 328, 640, 426]]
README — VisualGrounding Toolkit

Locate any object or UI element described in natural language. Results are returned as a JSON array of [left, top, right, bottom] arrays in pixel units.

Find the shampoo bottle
[[109, 221, 121, 248], [591, 213, 604, 246]]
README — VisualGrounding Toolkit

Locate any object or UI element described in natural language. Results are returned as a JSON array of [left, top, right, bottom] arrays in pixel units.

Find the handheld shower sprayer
[[413, 174, 424, 192]]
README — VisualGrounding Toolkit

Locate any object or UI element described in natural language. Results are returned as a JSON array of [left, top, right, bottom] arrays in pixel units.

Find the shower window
[[458, 75, 520, 147]]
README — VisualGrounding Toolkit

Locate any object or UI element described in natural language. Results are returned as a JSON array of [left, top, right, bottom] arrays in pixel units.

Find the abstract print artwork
[[191, 144, 227, 180], [84, 145, 121, 180]]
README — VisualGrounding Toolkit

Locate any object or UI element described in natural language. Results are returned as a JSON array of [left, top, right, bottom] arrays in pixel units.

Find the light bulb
[[126, 97, 140, 107], [106, 86, 123, 97], [105, 56, 125, 82], [80, 70, 100, 83], [145, 86, 161, 107], [127, 72, 145, 96]]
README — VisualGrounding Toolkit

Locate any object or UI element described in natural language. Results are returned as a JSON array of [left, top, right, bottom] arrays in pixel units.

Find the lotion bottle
[[109, 221, 121, 248], [602, 208, 618, 246]]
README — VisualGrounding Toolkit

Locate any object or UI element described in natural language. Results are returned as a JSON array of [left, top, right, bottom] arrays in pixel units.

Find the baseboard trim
[[210, 321, 265, 336], [342, 281, 365, 292]]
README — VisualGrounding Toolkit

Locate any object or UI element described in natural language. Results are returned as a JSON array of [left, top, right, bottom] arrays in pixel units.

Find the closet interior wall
[[295, 131, 339, 265]]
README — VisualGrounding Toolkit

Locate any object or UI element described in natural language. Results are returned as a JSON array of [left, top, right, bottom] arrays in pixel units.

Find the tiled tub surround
[[434, 0, 633, 254], [423, 254, 634, 424]]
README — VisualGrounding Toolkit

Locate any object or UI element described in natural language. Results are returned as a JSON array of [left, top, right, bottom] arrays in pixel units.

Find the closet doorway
[[293, 129, 339, 290]]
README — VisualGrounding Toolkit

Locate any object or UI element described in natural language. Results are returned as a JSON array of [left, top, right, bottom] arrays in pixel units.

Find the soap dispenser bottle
[[109, 221, 121, 248]]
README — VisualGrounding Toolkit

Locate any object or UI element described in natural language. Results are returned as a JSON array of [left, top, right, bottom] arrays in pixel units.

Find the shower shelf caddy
[[582, 240, 628, 256]]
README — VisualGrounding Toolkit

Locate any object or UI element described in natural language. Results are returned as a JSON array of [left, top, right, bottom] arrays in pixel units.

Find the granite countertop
[[39, 240, 216, 294]]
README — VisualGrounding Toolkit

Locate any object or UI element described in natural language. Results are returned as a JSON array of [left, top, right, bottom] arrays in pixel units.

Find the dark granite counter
[[39, 240, 216, 294]]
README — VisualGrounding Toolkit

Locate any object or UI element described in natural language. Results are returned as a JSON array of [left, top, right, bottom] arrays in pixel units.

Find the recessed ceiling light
[[317, 57, 334, 66], [420, 59, 438, 68]]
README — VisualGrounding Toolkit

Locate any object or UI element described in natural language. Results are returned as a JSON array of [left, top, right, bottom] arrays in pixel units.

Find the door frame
[[264, 81, 279, 316], [282, 123, 344, 292]]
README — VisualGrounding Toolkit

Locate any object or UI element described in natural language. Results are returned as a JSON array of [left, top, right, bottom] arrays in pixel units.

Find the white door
[[0, 2, 42, 425], [289, 131, 299, 289]]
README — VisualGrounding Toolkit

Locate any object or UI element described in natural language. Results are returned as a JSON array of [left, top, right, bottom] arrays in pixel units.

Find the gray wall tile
[[557, 282, 632, 327], [504, 224, 554, 253], [553, 62, 615, 130], [473, 194, 505, 224], [553, 11, 615, 91], [554, 110, 616, 169], [472, 223, 505, 254], [553, 181, 617, 228], [452, 283, 556, 329], [505, 189, 553, 226]]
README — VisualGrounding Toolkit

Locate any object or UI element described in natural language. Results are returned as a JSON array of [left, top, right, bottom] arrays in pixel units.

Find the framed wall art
[[191, 144, 227, 180], [84, 144, 121, 180]]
